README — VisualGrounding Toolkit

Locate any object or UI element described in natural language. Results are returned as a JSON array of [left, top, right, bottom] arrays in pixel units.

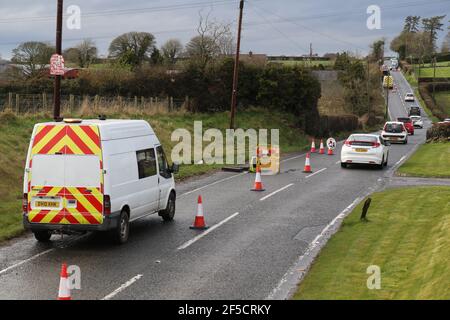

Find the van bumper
[[23, 211, 120, 233]]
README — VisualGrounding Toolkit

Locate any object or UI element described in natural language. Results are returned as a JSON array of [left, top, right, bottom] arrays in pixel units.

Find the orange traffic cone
[[58, 263, 71, 300], [190, 195, 208, 230], [303, 153, 313, 173], [251, 165, 265, 192], [327, 147, 334, 155], [319, 140, 325, 154], [310, 139, 316, 153]]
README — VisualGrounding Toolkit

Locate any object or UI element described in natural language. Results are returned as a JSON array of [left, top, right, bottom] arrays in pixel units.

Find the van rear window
[[30, 155, 100, 187]]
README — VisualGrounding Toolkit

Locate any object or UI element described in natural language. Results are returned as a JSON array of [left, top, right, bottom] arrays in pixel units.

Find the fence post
[[141, 96, 145, 110], [15, 94, 19, 114], [7, 92, 13, 110], [170, 96, 174, 112], [42, 92, 47, 110], [134, 96, 138, 109], [69, 95, 74, 115]]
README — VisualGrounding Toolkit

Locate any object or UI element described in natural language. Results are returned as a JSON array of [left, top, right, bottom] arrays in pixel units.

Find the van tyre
[[113, 210, 129, 244], [159, 192, 176, 222], [33, 230, 52, 242]]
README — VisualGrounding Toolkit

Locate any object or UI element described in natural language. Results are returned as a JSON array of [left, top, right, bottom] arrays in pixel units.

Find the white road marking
[[179, 172, 247, 198], [0, 249, 54, 276], [395, 155, 407, 167], [101, 274, 143, 300], [177, 212, 240, 250], [305, 167, 327, 179], [259, 184, 294, 201], [335, 160, 341, 165], [281, 154, 306, 163]]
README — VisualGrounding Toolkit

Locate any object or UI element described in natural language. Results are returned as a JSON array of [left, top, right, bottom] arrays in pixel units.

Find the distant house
[[239, 52, 268, 66]]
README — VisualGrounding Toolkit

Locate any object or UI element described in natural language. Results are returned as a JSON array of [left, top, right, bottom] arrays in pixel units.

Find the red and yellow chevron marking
[[28, 186, 103, 225], [32, 124, 101, 156]]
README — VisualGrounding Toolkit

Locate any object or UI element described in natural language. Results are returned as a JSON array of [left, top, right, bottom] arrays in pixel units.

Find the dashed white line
[[305, 167, 327, 179], [179, 172, 247, 198], [0, 249, 54, 276], [101, 274, 143, 300], [259, 184, 294, 201], [281, 154, 306, 163], [177, 212, 240, 250]]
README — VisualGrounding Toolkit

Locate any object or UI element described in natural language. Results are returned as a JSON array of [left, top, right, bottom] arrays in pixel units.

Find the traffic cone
[[190, 195, 208, 230], [310, 139, 316, 153], [327, 147, 334, 155], [58, 263, 71, 300], [251, 164, 265, 192], [319, 140, 325, 154], [303, 153, 313, 173]]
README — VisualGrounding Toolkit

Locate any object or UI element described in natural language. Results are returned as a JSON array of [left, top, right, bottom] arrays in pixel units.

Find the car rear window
[[385, 123, 404, 133], [348, 135, 378, 146]]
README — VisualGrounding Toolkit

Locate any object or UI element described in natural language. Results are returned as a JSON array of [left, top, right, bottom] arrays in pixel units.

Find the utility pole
[[229, 0, 244, 129], [53, 0, 63, 121], [367, 56, 370, 115], [309, 43, 312, 68]]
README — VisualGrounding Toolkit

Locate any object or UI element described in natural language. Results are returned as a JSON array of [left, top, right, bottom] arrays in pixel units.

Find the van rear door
[[27, 124, 104, 225]]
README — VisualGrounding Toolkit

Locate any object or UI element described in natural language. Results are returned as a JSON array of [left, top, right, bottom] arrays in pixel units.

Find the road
[[0, 71, 432, 300]]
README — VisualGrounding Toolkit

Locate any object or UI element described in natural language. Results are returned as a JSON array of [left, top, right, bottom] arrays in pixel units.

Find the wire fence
[[0, 93, 189, 115]]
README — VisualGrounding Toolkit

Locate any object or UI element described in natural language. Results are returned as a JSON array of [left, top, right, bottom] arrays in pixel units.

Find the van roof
[[34, 119, 155, 141]]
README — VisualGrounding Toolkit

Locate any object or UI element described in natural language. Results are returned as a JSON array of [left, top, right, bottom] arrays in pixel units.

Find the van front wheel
[[33, 230, 52, 242], [112, 210, 129, 244], [160, 192, 176, 222]]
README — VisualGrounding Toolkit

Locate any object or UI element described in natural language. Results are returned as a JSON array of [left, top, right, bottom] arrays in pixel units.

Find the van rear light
[[22, 193, 28, 214], [103, 195, 111, 215]]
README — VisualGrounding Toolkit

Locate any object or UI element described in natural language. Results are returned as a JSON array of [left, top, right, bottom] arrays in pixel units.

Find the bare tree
[[11, 41, 54, 77], [64, 39, 97, 68], [109, 32, 155, 68], [161, 39, 183, 65]]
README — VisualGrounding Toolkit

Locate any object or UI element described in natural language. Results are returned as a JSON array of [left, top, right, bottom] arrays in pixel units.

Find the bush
[[419, 84, 447, 120], [426, 122, 450, 142]]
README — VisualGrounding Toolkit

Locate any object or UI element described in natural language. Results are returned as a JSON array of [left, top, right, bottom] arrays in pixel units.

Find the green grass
[[293, 186, 450, 300], [434, 91, 450, 116], [412, 65, 450, 78], [0, 108, 310, 241], [397, 142, 450, 178]]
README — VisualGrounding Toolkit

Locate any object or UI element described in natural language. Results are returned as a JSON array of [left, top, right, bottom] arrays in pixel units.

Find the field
[[411, 63, 450, 78], [397, 142, 450, 178], [0, 107, 310, 241], [293, 186, 450, 300]]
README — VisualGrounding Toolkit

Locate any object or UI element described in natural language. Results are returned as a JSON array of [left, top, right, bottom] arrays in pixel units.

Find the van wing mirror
[[170, 162, 179, 174]]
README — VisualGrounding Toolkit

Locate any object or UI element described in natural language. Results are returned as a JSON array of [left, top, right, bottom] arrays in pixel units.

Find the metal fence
[[0, 93, 188, 114]]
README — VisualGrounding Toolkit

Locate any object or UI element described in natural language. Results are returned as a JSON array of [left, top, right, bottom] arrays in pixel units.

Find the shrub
[[426, 122, 450, 142]]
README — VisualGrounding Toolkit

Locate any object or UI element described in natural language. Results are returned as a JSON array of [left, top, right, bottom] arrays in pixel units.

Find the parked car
[[397, 117, 415, 135], [22, 118, 179, 244], [410, 116, 423, 128], [340, 134, 390, 169], [404, 93, 415, 102], [381, 121, 408, 144]]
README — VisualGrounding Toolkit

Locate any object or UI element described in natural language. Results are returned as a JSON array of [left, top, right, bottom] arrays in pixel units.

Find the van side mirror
[[170, 162, 179, 174]]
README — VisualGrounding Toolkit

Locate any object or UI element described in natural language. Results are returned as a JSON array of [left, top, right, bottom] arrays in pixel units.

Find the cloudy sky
[[0, 0, 449, 59]]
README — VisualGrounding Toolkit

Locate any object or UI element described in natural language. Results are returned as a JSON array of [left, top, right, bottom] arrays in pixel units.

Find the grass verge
[[397, 142, 450, 178], [293, 186, 450, 300]]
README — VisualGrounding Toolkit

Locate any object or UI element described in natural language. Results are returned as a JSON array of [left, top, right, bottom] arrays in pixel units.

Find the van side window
[[156, 146, 171, 178], [136, 149, 157, 179]]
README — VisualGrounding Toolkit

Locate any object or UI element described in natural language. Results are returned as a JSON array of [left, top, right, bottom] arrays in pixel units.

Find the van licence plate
[[35, 201, 59, 208]]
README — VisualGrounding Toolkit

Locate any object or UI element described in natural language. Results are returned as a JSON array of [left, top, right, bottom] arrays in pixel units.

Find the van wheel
[[160, 192, 176, 222], [33, 231, 52, 242], [113, 210, 129, 244]]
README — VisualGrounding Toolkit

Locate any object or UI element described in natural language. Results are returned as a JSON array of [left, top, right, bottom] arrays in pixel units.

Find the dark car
[[397, 117, 414, 135], [408, 106, 421, 116]]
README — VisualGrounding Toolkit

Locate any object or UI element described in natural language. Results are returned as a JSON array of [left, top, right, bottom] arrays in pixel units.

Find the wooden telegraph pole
[[53, 0, 63, 121], [229, 0, 244, 129]]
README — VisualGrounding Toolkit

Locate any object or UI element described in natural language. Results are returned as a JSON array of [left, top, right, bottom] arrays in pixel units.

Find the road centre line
[[101, 274, 143, 300], [179, 172, 247, 198], [305, 168, 327, 179], [177, 212, 240, 250], [259, 184, 294, 201], [0, 249, 54, 276]]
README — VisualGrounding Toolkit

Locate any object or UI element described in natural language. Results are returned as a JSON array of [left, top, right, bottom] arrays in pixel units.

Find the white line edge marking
[[179, 172, 247, 198], [305, 167, 327, 179], [0, 248, 54, 276], [101, 274, 143, 300], [395, 155, 407, 167], [259, 184, 294, 201], [177, 212, 240, 250], [267, 196, 362, 300]]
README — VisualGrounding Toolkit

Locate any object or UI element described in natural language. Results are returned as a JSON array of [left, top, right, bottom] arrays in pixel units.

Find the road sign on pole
[[50, 54, 65, 76], [326, 138, 337, 150]]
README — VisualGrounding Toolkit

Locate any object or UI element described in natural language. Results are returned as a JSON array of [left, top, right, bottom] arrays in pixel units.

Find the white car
[[381, 121, 408, 144], [405, 93, 415, 102], [341, 134, 389, 169], [444, 119, 450, 123], [410, 116, 423, 128]]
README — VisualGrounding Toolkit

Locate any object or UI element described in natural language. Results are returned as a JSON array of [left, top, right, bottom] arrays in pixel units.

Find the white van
[[22, 119, 178, 244]]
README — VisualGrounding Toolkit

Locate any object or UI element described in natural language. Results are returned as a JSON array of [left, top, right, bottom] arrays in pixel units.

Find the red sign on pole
[[50, 54, 65, 76]]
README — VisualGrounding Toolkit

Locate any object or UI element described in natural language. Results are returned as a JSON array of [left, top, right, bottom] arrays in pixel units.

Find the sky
[[0, 0, 449, 60]]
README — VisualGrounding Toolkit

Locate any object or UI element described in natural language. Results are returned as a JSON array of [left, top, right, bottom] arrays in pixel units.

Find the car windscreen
[[385, 124, 404, 133], [348, 135, 378, 146]]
